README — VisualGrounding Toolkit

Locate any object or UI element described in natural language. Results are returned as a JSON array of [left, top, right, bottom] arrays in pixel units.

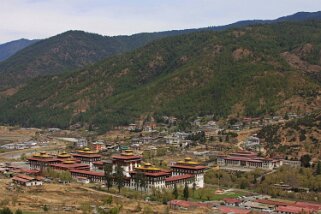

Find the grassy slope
[[0, 21, 320, 130]]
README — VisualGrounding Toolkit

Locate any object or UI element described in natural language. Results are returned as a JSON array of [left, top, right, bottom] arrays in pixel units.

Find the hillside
[[0, 21, 320, 131], [1, 11, 321, 90], [0, 39, 39, 62], [258, 111, 321, 160], [0, 30, 190, 90]]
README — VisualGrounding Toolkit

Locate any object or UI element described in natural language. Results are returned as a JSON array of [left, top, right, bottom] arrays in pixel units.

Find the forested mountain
[[0, 21, 320, 131], [204, 11, 321, 31], [0, 39, 39, 62], [1, 11, 321, 90], [0, 30, 187, 89]]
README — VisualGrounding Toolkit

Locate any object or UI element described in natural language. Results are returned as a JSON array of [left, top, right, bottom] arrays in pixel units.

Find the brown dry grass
[[0, 179, 210, 214], [0, 126, 39, 146]]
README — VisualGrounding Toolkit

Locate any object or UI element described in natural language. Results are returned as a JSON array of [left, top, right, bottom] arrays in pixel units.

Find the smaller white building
[[217, 151, 281, 170], [12, 174, 43, 186]]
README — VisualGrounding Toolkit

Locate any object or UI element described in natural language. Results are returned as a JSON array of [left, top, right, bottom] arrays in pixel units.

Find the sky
[[0, 0, 321, 43]]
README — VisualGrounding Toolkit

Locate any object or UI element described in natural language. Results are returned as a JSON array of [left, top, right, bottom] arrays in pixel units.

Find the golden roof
[[185, 157, 192, 162], [57, 152, 71, 158], [135, 162, 160, 171], [33, 152, 52, 158], [63, 160, 76, 164], [121, 150, 134, 156], [177, 157, 200, 165], [77, 148, 98, 154]]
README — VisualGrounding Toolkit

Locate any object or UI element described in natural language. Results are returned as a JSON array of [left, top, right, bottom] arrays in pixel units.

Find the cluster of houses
[[221, 197, 321, 214], [0, 140, 47, 150], [24, 148, 207, 191]]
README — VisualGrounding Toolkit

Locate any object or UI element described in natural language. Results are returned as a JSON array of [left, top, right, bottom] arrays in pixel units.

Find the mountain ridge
[[1, 11, 321, 90], [0, 38, 39, 62]]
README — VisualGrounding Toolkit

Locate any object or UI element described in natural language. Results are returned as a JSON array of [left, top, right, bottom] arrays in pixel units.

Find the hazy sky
[[0, 0, 321, 43]]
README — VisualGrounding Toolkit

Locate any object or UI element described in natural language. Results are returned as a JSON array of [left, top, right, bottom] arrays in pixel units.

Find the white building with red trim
[[111, 150, 142, 177], [217, 151, 281, 170], [170, 157, 207, 188]]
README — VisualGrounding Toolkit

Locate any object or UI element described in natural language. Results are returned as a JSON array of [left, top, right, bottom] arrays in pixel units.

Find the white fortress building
[[94, 150, 207, 191]]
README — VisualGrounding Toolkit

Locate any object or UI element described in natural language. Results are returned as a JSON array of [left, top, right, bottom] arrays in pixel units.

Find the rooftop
[[72, 153, 101, 158], [255, 199, 292, 207], [50, 162, 89, 169], [112, 154, 142, 160], [12, 174, 41, 183], [218, 206, 251, 214], [76, 147, 99, 155], [131, 171, 171, 177], [171, 164, 207, 170], [27, 157, 60, 162], [57, 152, 72, 158], [276, 206, 313, 214], [295, 201, 321, 210], [165, 174, 194, 182], [31, 152, 53, 159], [135, 162, 161, 171], [69, 169, 104, 177]]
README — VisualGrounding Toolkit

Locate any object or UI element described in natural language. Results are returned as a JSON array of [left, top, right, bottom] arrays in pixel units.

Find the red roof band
[[165, 174, 194, 182], [70, 169, 104, 177], [171, 165, 207, 170]]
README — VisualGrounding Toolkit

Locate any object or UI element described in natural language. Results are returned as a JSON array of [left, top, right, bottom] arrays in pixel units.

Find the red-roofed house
[[276, 205, 313, 214], [294, 202, 321, 211], [255, 199, 292, 207], [70, 169, 105, 183], [12, 174, 43, 186], [223, 198, 242, 206], [218, 206, 251, 214], [50, 162, 90, 171]]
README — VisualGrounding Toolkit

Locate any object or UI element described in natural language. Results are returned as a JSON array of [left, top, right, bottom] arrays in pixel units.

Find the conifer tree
[[183, 183, 189, 200], [115, 164, 125, 193], [192, 182, 196, 196], [104, 163, 113, 191], [172, 184, 178, 199]]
